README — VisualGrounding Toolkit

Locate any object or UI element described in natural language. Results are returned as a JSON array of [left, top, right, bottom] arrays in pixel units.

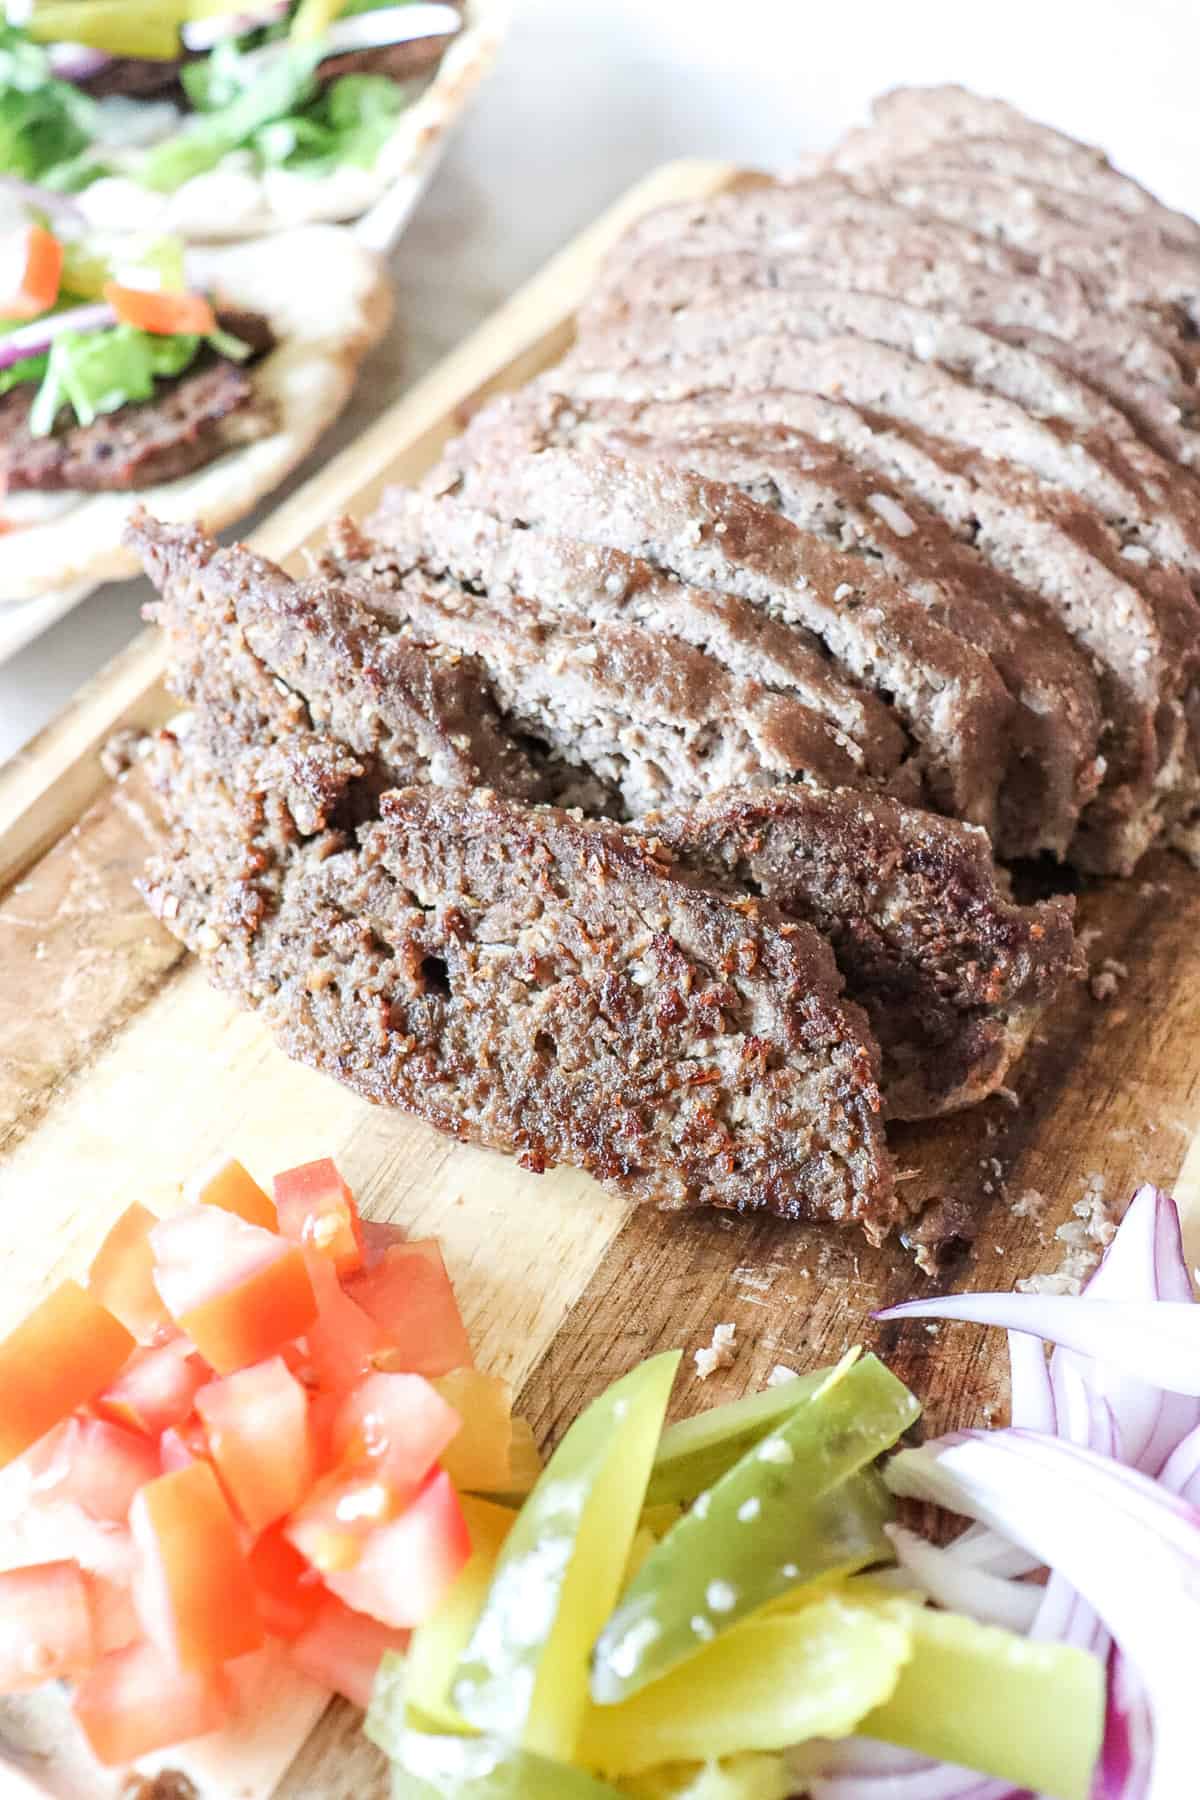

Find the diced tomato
[[0, 1562, 94, 1691], [195, 1357, 313, 1535], [285, 1462, 399, 1577], [159, 1415, 209, 1473], [333, 1372, 460, 1491], [73, 1638, 229, 1766], [359, 1216, 406, 1268], [323, 1467, 471, 1630], [130, 1463, 263, 1670], [84, 1573, 140, 1655], [151, 1206, 316, 1376], [24, 1417, 159, 1521], [288, 1595, 408, 1709], [87, 1203, 170, 1343], [274, 1157, 364, 1277], [247, 1524, 323, 1639], [1, 225, 63, 319], [186, 1154, 276, 1231], [303, 1249, 384, 1396], [347, 1241, 473, 1379], [432, 1368, 515, 1492], [103, 282, 216, 336], [95, 1332, 209, 1438], [0, 1281, 135, 1469]]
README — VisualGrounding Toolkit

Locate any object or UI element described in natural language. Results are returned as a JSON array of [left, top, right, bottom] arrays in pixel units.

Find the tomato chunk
[[103, 282, 216, 335], [289, 1595, 408, 1709], [1, 225, 63, 318], [0, 1281, 135, 1468], [0, 1562, 94, 1691], [247, 1524, 323, 1640], [24, 1417, 159, 1521], [73, 1638, 229, 1766], [347, 1240, 473, 1379], [304, 1249, 384, 1396], [196, 1357, 313, 1535], [159, 1416, 209, 1472], [87, 1203, 169, 1342], [84, 1573, 140, 1656], [323, 1467, 471, 1630], [334, 1371, 460, 1489], [96, 1332, 209, 1438], [186, 1153, 276, 1230], [130, 1462, 263, 1670], [151, 1206, 316, 1376], [274, 1157, 363, 1276]]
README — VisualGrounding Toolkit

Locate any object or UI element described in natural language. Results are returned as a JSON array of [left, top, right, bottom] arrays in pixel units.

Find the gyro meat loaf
[[144, 751, 901, 1239], [645, 786, 1079, 1120]]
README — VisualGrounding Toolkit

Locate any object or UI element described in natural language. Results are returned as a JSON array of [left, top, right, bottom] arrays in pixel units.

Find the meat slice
[[599, 422, 1104, 860], [129, 512, 551, 814], [322, 509, 871, 815], [424, 443, 1013, 838], [144, 743, 901, 1239], [646, 786, 1079, 1120], [1, 344, 276, 493]]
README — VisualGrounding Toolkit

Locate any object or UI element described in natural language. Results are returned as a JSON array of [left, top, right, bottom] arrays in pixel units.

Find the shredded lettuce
[[0, 26, 99, 183], [27, 324, 202, 435], [255, 72, 405, 172], [143, 41, 326, 190]]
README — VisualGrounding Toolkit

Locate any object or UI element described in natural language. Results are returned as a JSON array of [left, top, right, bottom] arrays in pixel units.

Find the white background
[[2, 0, 1197, 760]]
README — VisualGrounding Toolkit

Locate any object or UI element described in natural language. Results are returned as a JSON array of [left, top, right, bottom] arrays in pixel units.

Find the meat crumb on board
[[1091, 957, 1129, 1002], [694, 1321, 738, 1380]]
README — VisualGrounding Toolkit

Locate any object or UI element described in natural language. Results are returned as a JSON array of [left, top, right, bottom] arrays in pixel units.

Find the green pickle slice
[[387, 1725, 626, 1798], [644, 1366, 833, 1507], [591, 1353, 919, 1703], [451, 1350, 681, 1760]]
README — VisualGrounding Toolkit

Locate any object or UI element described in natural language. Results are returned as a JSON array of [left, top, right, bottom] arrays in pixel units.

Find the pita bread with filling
[[0, 224, 393, 607], [69, 2, 506, 243]]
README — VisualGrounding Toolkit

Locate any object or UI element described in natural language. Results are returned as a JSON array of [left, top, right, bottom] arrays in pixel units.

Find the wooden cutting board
[[4, 158, 1200, 1799]]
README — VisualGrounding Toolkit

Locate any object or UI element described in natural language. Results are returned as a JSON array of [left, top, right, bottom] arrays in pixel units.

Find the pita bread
[[0, 224, 393, 606], [69, 2, 507, 243]]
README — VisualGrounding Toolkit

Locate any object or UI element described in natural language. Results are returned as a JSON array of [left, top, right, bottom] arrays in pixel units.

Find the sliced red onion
[[887, 1428, 1200, 1800], [0, 302, 115, 371], [47, 41, 113, 81], [0, 177, 86, 229], [180, 2, 289, 51], [800, 1734, 1015, 1800], [883, 1525, 1039, 1632], [1007, 1325, 1054, 1431], [876, 1295, 1200, 1394]]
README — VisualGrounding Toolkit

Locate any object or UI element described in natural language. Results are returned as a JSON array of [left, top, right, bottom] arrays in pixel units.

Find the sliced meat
[[144, 744, 901, 1238], [563, 324, 1200, 585], [451, 380, 1191, 875], [322, 511, 870, 815], [129, 512, 551, 814], [1, 346, 275, 493], [600, 422, 1104, 860], [424, 442, 1014, 839], [646, 785, 1079, 1119], [339, 486, 911, 779], [828, 85, 1117, 174], [315, 28, 459, 86]]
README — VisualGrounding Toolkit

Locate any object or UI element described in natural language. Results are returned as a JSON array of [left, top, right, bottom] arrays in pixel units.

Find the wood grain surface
[[2, 158, 1199, 1799]]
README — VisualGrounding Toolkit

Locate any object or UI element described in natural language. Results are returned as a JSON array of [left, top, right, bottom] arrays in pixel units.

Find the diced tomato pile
[[0, 1155, 523, 1770]]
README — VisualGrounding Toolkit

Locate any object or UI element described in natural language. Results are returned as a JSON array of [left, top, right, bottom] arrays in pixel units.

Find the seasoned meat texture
[[78, 56, 189, 99], [646, 786, 1079, 1120], [1, 320, 277, 493], [129, 512, 551, 814], [315, 28, 459, 86], [597, 423, 1105, 861], [144, 746, 901, 1239], [323, 508, 870, 815], [423, 442, 1014, 839], [470, 378, 1194, 876]]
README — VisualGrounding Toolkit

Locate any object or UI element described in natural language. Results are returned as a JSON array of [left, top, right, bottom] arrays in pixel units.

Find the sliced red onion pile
[[799, 1183, 1200, 1800]]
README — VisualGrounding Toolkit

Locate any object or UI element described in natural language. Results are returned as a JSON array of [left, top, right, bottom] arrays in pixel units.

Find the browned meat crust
[[646, 786, 1080, 1120]]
